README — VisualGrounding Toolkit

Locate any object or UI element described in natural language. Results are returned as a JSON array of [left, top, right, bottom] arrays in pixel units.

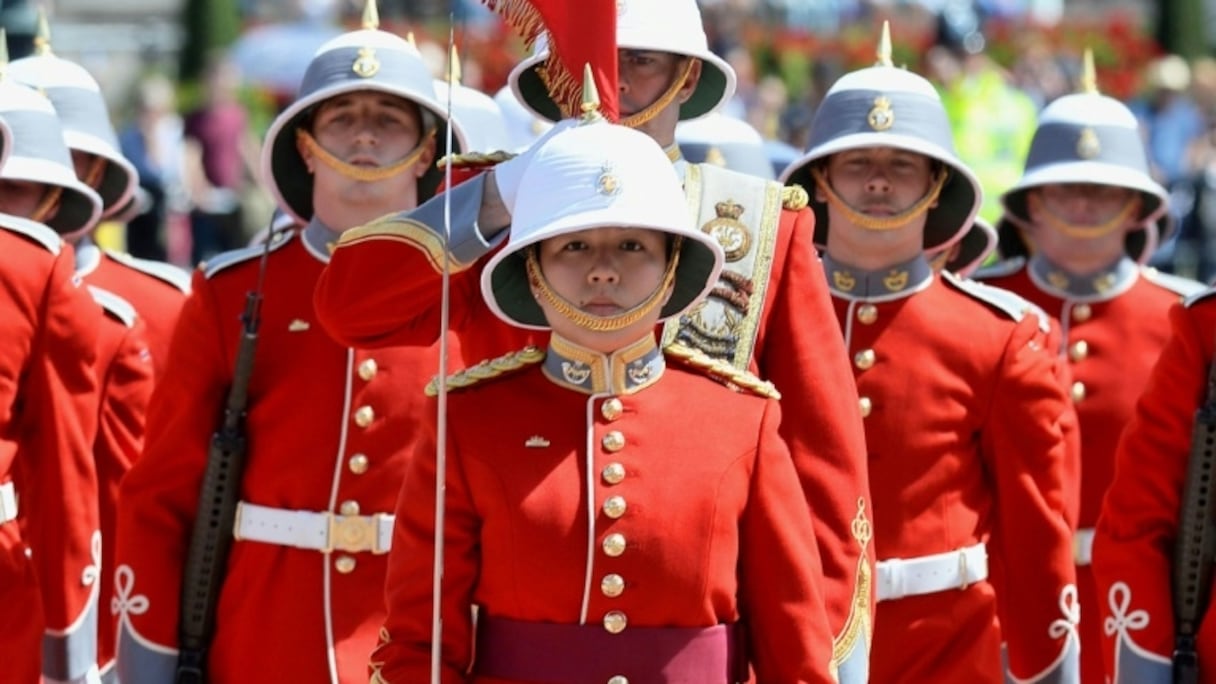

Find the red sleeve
[[18, 247, 102, 635], [1092, 301, 1212, 673], [739, 399, 836, 684], [755, 208, 875, 652], [983, 314, 1080, 678]]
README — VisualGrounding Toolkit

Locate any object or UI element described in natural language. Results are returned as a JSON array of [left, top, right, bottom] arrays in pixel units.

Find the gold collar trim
[[542, 333, 665, 395]]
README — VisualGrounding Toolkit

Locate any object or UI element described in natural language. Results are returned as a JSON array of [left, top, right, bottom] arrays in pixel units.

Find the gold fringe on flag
[[481, 0, 582, 118]]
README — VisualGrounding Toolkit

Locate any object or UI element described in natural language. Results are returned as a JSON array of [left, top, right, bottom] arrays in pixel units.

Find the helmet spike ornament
[[362, 0, 380, 31], [876, 21, 893, 67], [34, 8, 52, 56], [1080, 48, 1099, 95], [580, 63, 603, 124]]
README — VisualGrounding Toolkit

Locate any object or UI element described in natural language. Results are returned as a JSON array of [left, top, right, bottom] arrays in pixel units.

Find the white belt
[[876, 543, 988, 602], [233, 502, 393, 554], [1074, 528, 1095, 566], [0, 481, 16, 524]]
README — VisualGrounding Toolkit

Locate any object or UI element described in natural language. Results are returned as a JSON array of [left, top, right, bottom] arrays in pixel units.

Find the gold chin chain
[[812, 165, 949, 231], [32, 186, 64, 226], [620, 58, 698, 129], [84, 155, 107, 189], [1027, 191, 1142, 239], [524, 239, 682, 332], [295, 127, 437, 182]]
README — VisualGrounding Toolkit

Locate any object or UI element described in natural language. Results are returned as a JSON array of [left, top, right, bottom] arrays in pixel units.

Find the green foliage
[[178, 0, 241, 85]]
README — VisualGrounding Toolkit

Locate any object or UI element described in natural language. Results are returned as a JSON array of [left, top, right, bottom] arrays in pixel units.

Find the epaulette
[[87, 285, 137, 328], [424, 346, 545, 397], [664, 342, 781, 399], [1141, 267, 1206, 299], [941, 271, 1051, 333], [202, 229, 294, 280], [1183, 286, 1216, 308], [973, 256, 1025, 280], [436, 150, 517, 170], [781, 184, 809, 211], [0, 215, 61, 255], [105, 249, 193, 294]]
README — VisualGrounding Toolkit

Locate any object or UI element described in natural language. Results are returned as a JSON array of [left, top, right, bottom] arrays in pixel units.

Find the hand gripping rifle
[[1173, 342, 1216, 684], [175, 227, 275, 684]]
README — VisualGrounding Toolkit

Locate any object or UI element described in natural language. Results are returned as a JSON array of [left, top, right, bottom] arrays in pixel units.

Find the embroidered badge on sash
[[702, 200, 753, 262]]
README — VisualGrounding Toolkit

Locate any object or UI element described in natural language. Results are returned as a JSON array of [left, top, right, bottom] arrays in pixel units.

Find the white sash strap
[[1074, 528, 1095, 566], [233, 501, 393, 554], [0, 481, 16, 524], [876, 543, 988, 602]]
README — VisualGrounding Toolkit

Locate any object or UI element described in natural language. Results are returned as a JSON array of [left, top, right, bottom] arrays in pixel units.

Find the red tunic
[[369, 341, 836, 684], [0, 221, 102, 683], [315, 174, 874, 669], [81, 286, 154, 679], [979, 259, 1200, 683], [1092, 291, 1216, 684], [824, 260, 1080, 683], [113, 229, 445, 683]]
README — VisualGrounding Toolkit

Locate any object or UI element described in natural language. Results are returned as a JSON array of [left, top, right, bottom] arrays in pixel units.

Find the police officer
[[111, 2, 467, 681], [975, 53, 1203, 684], [371, 96, 837, 684], [780, 24, 1081, 683], [0, 59, 105, 684], [316, 4, 874, 677], [9, 13, 191, 383]]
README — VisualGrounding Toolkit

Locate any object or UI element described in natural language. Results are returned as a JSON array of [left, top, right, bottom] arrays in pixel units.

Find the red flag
[[482, 0, 618, 121]]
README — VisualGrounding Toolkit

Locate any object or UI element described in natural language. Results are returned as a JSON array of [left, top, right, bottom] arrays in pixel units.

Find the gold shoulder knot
[[782, 184, 809, 211], [436, 150, 518, 170], [663, 342, 781, 399], [424, 346, 545, 396]]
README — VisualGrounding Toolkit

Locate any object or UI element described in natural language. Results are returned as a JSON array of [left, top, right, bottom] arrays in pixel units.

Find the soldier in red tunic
[[10, 14, 191, 384], [317, 4, 874, 677], [0, 72, 105, 683], [111, 3, 468, 682], [973, 53, 1203, 684], [779, 25, 1081, 683], [1091, 291, 1216, 683], [369, 91, 836, 684]]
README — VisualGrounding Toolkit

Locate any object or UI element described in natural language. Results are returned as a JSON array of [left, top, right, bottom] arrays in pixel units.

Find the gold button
[[348, 453, 369, 475], [603, 496, 627, 519], [334, 555, 357, 574], [601, 573, 625, 598], [1071, 381, 1087, 403], [602, 431, 626, 452], [354, 406, 375, 428], [857, 304, 878, 325], [608, 677, 629, 684], [601, 397, 624, 421], [357, 358, 378, 381], [602, 533, 626, 557], [859, 397, 872, 418], [339, 500, 360, 516], [602, 463, 626, 485], [602, 610, 628, 633], [1072, 303, 1092, 322], [854, 349, 875, 371], [1069, 340, 1089, 363]]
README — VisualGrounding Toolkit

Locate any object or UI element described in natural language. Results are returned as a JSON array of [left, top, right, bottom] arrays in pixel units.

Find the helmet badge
[[868, 96, 894, 131], [1076, 128, 1101, 160]]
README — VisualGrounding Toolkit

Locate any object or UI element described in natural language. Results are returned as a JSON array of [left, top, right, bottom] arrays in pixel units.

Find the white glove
[[492, 118, 579, 213]]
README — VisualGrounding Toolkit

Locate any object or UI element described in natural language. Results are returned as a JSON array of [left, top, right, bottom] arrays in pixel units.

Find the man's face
[[821, 147, 936, 222], [298, 90, 435, 213], [617, 49, 701, 147], [1026, 183, 1139, 269]]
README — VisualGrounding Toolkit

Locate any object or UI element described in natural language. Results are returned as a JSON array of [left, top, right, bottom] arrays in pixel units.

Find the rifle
[[175, 229, 274, 684], [1172, 344, 1216, 684]]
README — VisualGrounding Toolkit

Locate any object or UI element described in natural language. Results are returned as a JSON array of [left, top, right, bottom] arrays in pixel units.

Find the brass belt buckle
[[328, 514, 376, 553]]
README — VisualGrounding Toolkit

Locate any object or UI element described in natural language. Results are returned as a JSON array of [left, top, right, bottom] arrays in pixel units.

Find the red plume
[[481, 0, 619, 121]]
